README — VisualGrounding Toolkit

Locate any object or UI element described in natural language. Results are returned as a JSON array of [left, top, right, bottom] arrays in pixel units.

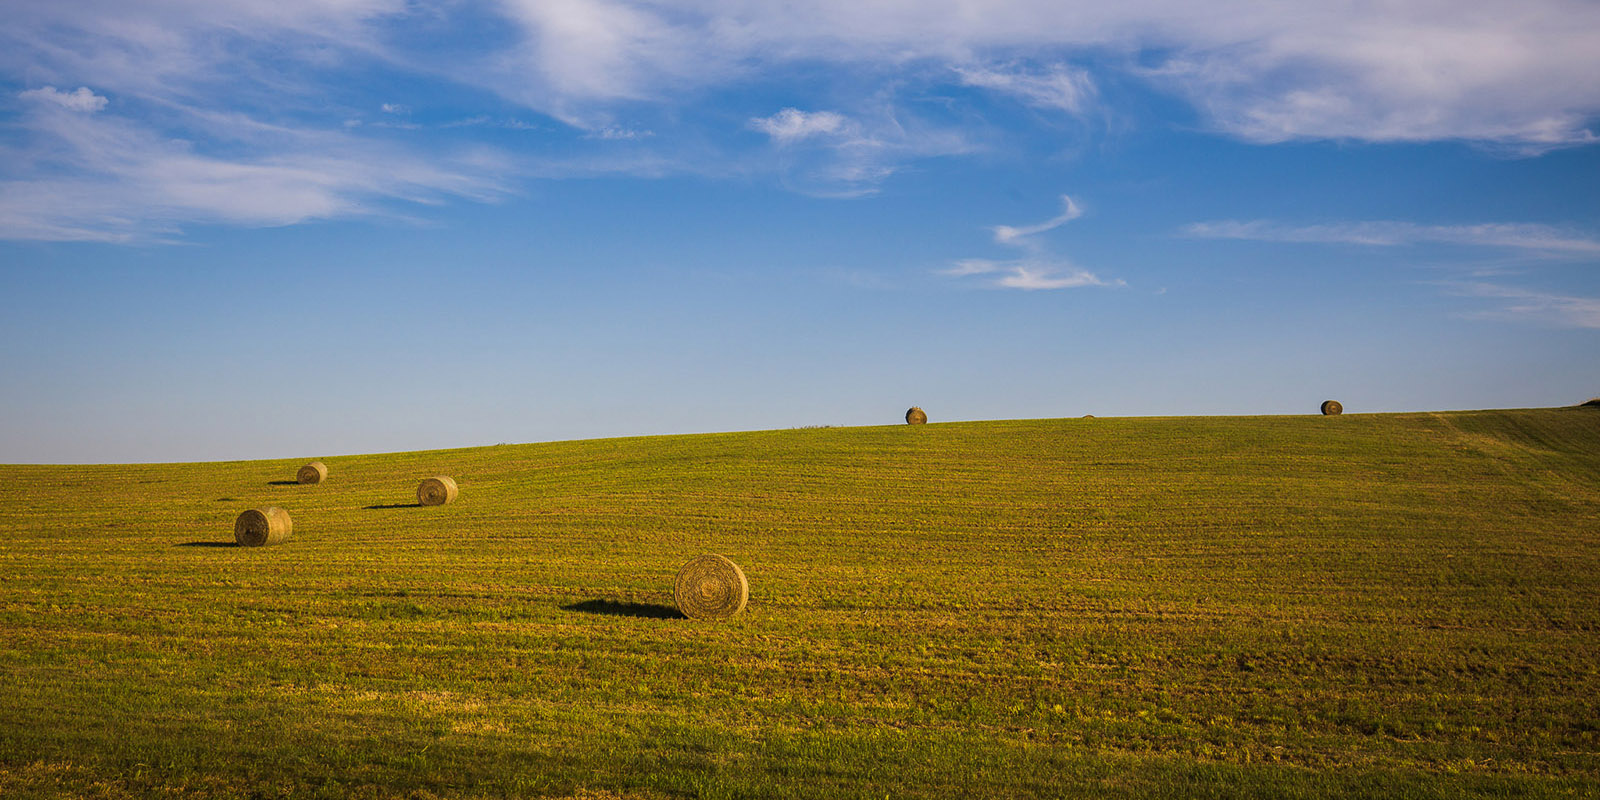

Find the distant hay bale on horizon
[[1321, 400, 1344, 416], [297, 461, 327, 485], [235, 507, 292, 547], [1082, 414, 1095, 419], [417, 476, 458, 506], [905, 406, 928, 425], [674, 554, 749, 621]]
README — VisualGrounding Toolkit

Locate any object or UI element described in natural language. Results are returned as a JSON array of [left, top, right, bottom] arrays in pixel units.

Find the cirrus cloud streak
[[945, 258, 1122, 291], [1449, 281, 1600, 329], [1184, 219, 1600, 255], [2, 89, 512, 242]]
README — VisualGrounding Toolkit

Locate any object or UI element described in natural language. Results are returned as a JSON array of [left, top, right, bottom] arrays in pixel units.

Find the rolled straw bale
[[674, 554, 749, 621], [417, 476, 458, 506], [1082, 414, 1095, 419], [1320, 400, 1344, 416], [235, 507, 292, 547], [297, 461, 328, 485], [905, 406, 928, 425]]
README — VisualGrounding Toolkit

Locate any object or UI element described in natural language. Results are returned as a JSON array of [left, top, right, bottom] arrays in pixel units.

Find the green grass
[[3, 408, 1599, 798]]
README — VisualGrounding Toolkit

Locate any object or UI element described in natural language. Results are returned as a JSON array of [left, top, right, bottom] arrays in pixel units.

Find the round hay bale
[[1082, 414, 1095, 419], [235, 507, 292, 547], [674, 554, 749, 621], [417, 476, 458, 506], [296, 461, 327, 485], [905, 406, 928, 425], [1320, 400, 1343, 416]]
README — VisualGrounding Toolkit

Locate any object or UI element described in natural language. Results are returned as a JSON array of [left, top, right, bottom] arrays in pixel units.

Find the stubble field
[[2, 408, 1598, 798]]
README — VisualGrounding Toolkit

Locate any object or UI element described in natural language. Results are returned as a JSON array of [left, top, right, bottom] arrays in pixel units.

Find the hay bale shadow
[[266, 481, 299, 486], [365, 503, 423, 510], [176, 541, 238, 548], [561, 599, 684, 619]]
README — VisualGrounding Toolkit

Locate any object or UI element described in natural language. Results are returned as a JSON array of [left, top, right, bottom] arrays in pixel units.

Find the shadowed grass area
[[2, 407, 1599, 798], [563, 599, 684, 619]]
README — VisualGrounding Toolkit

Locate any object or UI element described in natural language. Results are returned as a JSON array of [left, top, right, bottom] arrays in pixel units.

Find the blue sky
[[2, 0, 1598, 463]]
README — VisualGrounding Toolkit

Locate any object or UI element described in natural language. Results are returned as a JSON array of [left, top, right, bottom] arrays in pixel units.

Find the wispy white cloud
[[1450, 282, 1600, 328], [1188, 217, 1600, 326], [483, 0, 739, 127], [999, 265, 1117, 291], [440, 116, 542, 130], [749, 109, 849, 143], [587, 125, 654, 140], [943, 258, 1120, 291], [0, 99, 512, 242], [993, 194, 1084, 245], [747, 104, 976, 197], [19, 86, 108, 112], [944, 259, 1008, 278], [946, 193, 1116, 290], [1140, 2, 1600, 149], [1, 0, 405, 105], [956, 64, 1096, 114], [1184, 219, 1600, 254]]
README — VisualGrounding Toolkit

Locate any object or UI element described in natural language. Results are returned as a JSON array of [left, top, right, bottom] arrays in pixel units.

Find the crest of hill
[[6, 407, 1597, 503]]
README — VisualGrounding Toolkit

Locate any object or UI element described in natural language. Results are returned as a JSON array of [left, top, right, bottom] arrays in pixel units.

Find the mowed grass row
[[1, 408, 1598, 798]]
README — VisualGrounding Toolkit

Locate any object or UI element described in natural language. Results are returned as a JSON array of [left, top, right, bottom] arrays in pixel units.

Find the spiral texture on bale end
[[674, 554, 749, 621], [1321, 400, 1344, 416], [297, 461, 327, 485], [417, 476, 458, 506], [905, 406, 928, 425], [235, 507, 292, 547]]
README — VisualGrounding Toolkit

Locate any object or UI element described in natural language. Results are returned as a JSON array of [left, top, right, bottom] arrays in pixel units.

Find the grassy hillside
[[2, 408, 1599, 798]]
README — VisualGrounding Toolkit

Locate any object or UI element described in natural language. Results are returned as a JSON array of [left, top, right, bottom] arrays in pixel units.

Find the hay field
[[2, 408, 1599, 798]]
